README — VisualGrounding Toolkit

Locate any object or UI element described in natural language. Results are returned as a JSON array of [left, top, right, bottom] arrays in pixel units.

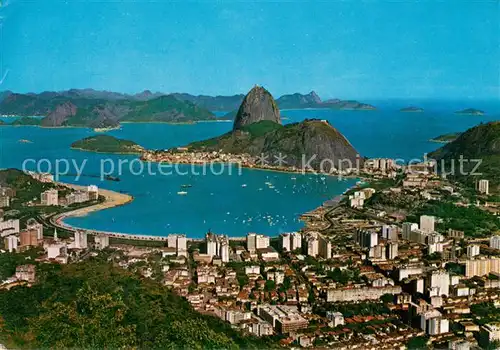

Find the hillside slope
[[429, 121, 500, 190]]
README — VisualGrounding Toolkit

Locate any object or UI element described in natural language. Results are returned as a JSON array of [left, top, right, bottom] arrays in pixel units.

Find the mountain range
[[0, 90, 216, 128], [0, 89, 376, 128]]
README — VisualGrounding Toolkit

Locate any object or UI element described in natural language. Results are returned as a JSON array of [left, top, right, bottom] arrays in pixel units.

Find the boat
[[181, 184, 192, 188], [177, 191, 188, 195], [105, 175, 120, 182], [241, 184, 247, 187]]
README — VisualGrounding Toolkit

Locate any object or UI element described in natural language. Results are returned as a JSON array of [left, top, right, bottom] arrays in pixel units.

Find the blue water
[[1, 103, 499, 238]]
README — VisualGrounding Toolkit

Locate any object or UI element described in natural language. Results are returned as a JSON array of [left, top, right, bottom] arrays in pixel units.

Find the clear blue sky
[[1, 0, 499, 99]]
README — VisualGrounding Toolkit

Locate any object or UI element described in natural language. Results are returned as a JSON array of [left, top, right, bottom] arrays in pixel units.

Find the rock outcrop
[[41, 102, 77, 127], [233, 86, 281, 130]]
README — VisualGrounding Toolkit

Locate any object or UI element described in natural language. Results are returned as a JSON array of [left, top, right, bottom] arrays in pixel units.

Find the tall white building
[[478, 179, 489, 195], [41, 189, 58, 206], [74, 230, 88, 249], [206, 232, 230, 262], [27, 219, 44, 240], [318, 235, 332, 259], [306, 235, 319, 257], [490, 235, 500, 250], [427, 270, 450, 297], [402, 222, 419, 240], [167, 234, 188, 257], [247, 232, 269, 252], [382, 225, 399, 241], [94, 234, 110, 250], [467, 244, 480, 258], [353, 229, 378, 248], [0, 219, 20, 238], [4, 235, 18, 252], [281, 232, 302, 252], [420, 215, 435, 233]]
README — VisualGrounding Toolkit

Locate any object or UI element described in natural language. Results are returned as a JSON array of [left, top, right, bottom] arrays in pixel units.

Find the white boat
[[241, 184, 247, 187], [177, 191, 188, 195]]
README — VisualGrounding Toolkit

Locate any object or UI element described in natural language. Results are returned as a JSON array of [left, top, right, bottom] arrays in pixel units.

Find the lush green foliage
[[412, 200, 499, 237], [429, 132, 461, 143], [11, 117, 42, 126], [121, 95, 215, 123], [71, 135, 143, 154], [0, 260, 275, 349]]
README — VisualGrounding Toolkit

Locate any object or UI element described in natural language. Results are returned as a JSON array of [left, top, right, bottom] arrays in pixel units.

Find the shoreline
[[70, 146, 143, 155]]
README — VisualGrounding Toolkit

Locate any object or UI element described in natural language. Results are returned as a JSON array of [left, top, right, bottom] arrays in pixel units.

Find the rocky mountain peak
[[233, 86, 281, 130]]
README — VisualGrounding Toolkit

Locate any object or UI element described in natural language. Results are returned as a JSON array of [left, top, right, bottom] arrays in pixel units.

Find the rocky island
[[71, 135, 144, 154], [455, 108, 485, 116], [400, 106, 424, 112]]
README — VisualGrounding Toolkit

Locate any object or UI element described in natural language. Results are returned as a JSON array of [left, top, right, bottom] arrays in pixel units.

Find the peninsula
[[71, 135, 144, 154]]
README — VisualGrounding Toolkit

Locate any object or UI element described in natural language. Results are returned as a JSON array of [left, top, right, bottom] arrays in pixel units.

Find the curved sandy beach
[[58, 182, 133, 217]]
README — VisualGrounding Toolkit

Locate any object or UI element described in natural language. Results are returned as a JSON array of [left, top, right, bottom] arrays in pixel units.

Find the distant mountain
[[233, 86, 281, 130], [121, 95, 215, 123], [276, 91, 376, 110], [187, 86, 361, 172], [0, 91, 215, 128], [276, 91, 322, 109], [400, 106, 424, 112], [171, 93, 245, 111], [429, 122, 500, 190], [455, 108, 485, 116]]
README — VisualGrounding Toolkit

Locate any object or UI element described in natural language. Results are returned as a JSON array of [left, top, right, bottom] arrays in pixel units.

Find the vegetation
[[0, 92, 216, 128], [11, 117, 42, 126], [121, 95, 215, 123], [429, 122, 500, 190], [188, 119, 359, 171], [0, 259, 276, 349], [71, 135, 144, 154], [455, 108, 485, 115], [411, 200, 500, 237], [429, 132, 461, 143]]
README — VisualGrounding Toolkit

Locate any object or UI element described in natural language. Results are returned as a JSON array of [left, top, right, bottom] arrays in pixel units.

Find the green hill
[[121, 95, 215, 123], [429, 122, 500, 191], [0, 260, 274, 349], [11, 117, 42, 126], [188, 119, 361, 172], [71, 135, 144, 154]]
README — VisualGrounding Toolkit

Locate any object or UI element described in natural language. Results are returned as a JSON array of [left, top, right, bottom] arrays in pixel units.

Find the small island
[[429, 132, 461, 143], [71, 135, 144, 154], [400, 106, 424, 113], [455, 108, 485, 116]]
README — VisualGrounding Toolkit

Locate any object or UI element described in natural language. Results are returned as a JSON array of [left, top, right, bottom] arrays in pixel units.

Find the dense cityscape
[[1, 155, 499, 349]]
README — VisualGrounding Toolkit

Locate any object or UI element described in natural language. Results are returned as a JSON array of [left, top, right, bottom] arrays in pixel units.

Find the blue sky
[[1, 0, 499, 99]]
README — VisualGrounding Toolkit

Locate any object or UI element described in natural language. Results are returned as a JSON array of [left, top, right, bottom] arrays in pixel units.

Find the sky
[[1, 0, 499, 99]]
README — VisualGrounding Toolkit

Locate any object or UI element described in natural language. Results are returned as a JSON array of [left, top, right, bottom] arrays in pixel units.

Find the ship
[[105, 175, 120, 182], [177, 191, 188, 195]]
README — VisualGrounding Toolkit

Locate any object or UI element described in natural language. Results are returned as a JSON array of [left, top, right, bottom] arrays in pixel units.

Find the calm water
[[1, 101, 499, 238]]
